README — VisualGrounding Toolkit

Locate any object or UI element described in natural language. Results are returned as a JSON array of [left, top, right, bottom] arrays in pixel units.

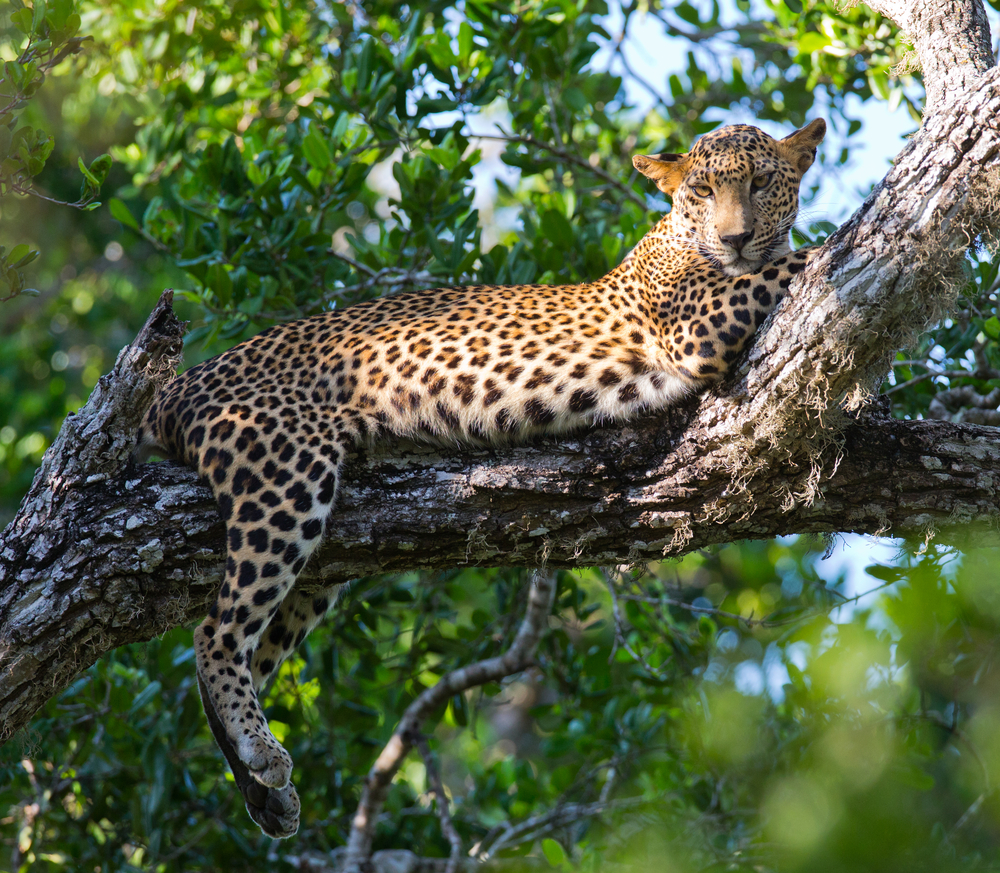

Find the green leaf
[[983, 315, 1000, 339], [109, 198, 138, 230], [4, 61, 25, 90], [46, 0, 70, 30], [9, 244, 38, 269], [888, 85, 904, 113], [77, 156, 99, 186], [868, 70, 890, 101], [426, 231, 449, 266], [7, 243, 31, 265], [674, 2, 701, 26], [542, 838, 568, 867], [302, 126, 331, 171], [423, 145, 460, 171], [10, 8, 32, 32], [564, 87, 587, 112], [330, 112, 349, 147], [357, 37, 375, 87], [540, 209, 575, 249], [207, 262, 233, 304], [246, 162, 266, 186], [425, 31, 456, 70], [458, 21, 474, 62], [449, 692, 468, 727], [866, 564, 903, 583], [65, 11, 81, 38], [89, 153, 112, 183], [31, 0, 47, 32], [796, 32, 830, 55], [128, 680, 162, 716], [896, 762, 936, 790]]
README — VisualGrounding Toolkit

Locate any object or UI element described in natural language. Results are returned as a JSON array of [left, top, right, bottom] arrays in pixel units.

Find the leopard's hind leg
[[249, 585, 344, 693], [201, 584, 344, 838], [194, 413, 346, 836]]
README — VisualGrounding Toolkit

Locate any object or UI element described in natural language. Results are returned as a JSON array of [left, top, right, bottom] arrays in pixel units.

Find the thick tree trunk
[[2, 0, 1000, 758]]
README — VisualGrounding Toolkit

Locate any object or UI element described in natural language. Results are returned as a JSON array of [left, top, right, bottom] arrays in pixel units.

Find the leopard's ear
[[779, 118, 827, 174], [633, 152, 689, 197]]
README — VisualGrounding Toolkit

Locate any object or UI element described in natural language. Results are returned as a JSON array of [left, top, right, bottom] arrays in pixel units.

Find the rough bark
[[862, 0, 995, 114], [0, 291, 186, 739], [2, 0, 1000, 765]]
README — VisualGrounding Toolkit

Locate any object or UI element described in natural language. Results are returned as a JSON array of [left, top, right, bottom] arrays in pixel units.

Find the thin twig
[[256, 262, 438, 322], [606, 571, 671, 677], [885, 369, 978, 394], [612, 37, 672, 110], [612, 569, 901, 644], [912, 707, 994, 838], [885, 357, 998, 395], [329, 250, 380, 278], [415, 735, 463, 873], [10, 181, 99, 210], [286, 849, 545, 872], [476, 794, 655, 859], [542, 82, 566, 146], [951, 788, 993, 835], [921, 709, 990, 791], [616, 591, 802, 628], [469, 132, 647, 208]]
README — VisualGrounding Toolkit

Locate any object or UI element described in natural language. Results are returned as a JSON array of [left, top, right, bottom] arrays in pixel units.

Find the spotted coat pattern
[[138, 119, 827, 837]]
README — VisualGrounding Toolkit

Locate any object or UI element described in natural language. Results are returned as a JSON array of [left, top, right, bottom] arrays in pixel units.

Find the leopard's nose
[[720, 229, 754, 252]]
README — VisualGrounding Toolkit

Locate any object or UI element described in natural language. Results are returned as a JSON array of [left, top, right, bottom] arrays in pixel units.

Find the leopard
[[137, 118, 827, 838]]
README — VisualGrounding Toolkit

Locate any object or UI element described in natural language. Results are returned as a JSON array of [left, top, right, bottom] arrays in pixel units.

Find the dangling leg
[[250, 584, 346, 693], [196, 433, 342, 837], [197, 669, 302, 837], [197, 586, 342, 839], [244, 409, 357, 697], [201, 581, 345, 837]]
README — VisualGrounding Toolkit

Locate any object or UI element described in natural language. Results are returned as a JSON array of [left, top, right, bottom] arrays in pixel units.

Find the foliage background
[[3, 1, 1000, 871]]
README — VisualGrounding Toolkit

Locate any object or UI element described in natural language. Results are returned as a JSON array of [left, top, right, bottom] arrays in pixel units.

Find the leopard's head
[[633, 119, 826, 276]]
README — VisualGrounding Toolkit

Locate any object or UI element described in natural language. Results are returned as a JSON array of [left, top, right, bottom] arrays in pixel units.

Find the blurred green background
[[4, 1, 1000, 871]]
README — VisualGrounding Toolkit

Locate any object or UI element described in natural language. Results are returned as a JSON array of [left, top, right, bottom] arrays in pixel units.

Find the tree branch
[[476, 794, 656, 860], [706, 1, 1000, 499], [470, 132, 648, 207], [862, 0, 993, 114], [286, 848, 546, 873], [341, 571, 556, 872], [4, 343, 1000, 745], [0, 289, 186, 743]]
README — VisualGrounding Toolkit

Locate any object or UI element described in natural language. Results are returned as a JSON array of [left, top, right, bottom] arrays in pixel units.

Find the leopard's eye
[[751, 173, 773, 190], [692, 184, 713, 198]]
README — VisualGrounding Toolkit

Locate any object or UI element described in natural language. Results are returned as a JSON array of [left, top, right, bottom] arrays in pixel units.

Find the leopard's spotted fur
[[138, 119, 826, 837]]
